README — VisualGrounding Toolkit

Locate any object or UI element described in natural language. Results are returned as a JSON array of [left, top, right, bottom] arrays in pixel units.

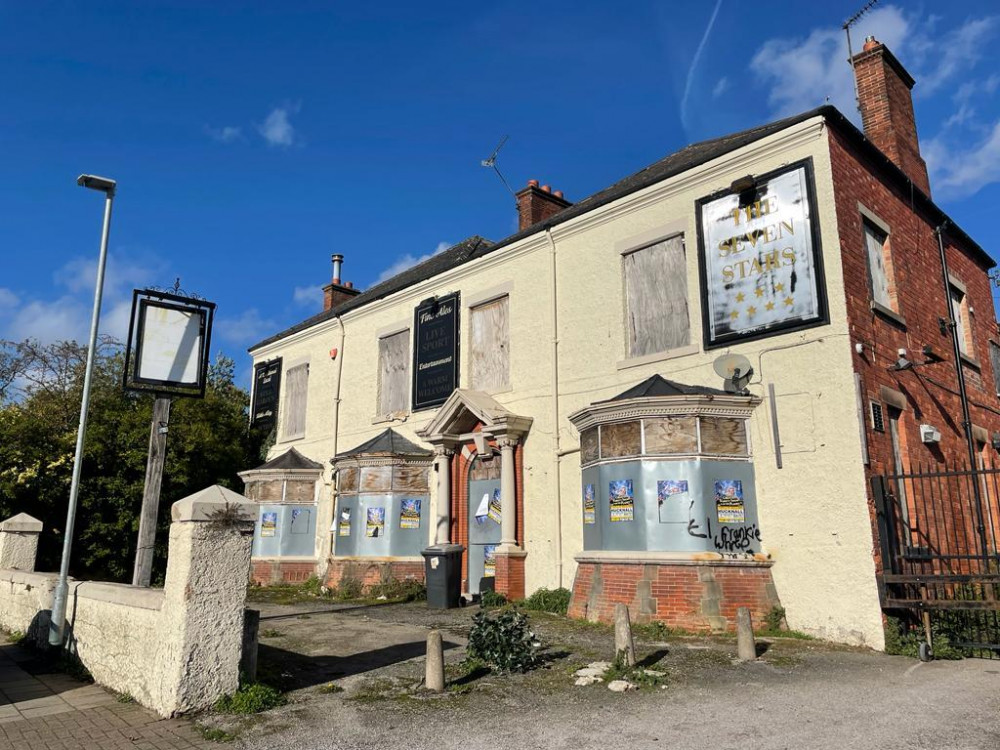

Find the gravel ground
[[209, 601, 1000, 750]]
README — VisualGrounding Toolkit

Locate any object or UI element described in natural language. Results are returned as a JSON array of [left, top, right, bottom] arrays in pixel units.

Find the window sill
[[617, 343, 699, 371], [960, 352, 981, 370], [372, 412, 409, 426], [871, 301, 906, 329]]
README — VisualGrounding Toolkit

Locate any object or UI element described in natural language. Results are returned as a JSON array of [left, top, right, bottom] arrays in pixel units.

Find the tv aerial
[[713, 353, 754, 395], [480, 135, 515, 198]]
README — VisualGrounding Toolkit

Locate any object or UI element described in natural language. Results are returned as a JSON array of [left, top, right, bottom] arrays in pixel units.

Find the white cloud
[[680, 0, 723, 128], [0, 288, 18, 309], [257, 105, 299, 148], [925, 121, 1000, 200], [206, 125, 243, 144], [374, 242, 451, 285], [750, 5, 910, 121], [293, 285, 321, 308], [917, 17, 997, 96], [53, 251, 165, 298], [214, 308, 277, 346], [943, 75, 1000, 130], [712, 77, 729, 98]]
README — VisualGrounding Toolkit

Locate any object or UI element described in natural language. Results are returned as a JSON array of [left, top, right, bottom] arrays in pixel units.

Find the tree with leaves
[[0, 338, 263, 582]]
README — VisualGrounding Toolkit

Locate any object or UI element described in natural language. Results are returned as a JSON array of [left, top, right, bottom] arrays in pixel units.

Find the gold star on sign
[[783, 296, 794, 307], [747, 305, 757, 316], [735, 292, 745, 302], [754, 288, 764, 298], [730, 310, 739, 320], [775, 283, 785, 292], [765, 301, 775, 311]]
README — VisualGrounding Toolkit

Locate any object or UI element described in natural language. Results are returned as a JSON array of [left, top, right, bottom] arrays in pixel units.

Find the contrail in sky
[[681, 0, 724, 128]]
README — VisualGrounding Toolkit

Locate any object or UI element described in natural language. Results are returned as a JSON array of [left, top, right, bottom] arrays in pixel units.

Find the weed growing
[[215, 683, 287, 714], [518, 588, 572, 615]]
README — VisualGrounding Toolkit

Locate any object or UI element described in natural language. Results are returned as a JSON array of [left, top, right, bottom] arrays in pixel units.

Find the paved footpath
[[0, 637, 214, 750]]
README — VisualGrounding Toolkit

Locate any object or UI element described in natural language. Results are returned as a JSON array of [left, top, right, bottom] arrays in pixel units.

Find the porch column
[[433, 445, 453, 544], [499, 436, 518, 549]]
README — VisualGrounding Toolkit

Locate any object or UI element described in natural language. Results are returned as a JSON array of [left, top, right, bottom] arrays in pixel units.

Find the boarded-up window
[[378, 330, 410, 417], [699, 417, 748, 455], [950, 286, 971, 355], [600, 421, 641, 458], [624, 236, 689, 358], [863, 221, 892, 309], [989, 342, 1000, 396], [282, 363, 309, 440], [470, 296, 510, 391], [644, 416, 698, 454]]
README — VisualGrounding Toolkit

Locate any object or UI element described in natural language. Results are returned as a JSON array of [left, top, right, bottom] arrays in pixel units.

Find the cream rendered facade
[[249, 116, 885, 649]]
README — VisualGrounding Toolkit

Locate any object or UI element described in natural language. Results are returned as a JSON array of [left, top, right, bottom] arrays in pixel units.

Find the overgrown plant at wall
[[518, 587, 572, 615], [0, 338, 265, 582]]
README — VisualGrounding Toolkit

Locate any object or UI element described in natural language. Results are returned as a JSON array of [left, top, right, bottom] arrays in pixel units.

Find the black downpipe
[[935, 223, 991, 567]]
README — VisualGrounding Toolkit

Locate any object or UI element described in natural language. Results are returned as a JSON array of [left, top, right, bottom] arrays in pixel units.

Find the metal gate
[[872, 462, 1000, 658]]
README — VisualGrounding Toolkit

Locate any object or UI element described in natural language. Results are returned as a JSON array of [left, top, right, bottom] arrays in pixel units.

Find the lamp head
[[77, 174, 116, 195]]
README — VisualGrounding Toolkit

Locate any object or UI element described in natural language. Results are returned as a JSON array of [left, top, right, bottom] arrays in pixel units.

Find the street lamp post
[[48, 174, 117, 647]]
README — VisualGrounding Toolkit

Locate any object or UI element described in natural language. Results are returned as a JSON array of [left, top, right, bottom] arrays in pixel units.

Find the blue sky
[[3, 1, 1000, 385]]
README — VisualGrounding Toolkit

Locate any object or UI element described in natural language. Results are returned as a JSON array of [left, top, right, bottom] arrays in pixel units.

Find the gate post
[[871, 475, 895, 604]]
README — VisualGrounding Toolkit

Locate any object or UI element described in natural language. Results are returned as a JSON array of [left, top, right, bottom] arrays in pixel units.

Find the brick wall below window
[[568, 559, 781, 632], [250, 559, 317, 586], [324, 558, 425, 591]]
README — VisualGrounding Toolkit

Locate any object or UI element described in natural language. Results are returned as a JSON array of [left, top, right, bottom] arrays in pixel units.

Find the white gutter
[[317, 315, 346, 579]]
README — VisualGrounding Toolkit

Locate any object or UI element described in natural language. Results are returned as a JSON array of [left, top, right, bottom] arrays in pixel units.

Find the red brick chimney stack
[[851, 35, 931, 196], [515, 179, 572, 231], [323, 253, 362, 312]]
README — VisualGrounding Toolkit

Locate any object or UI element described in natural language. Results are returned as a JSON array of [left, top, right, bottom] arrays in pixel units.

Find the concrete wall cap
[[0, 513, 43, 533], [171, 485, 257, 523]]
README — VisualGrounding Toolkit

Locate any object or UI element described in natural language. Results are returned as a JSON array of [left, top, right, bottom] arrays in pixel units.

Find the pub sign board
[[412, 292, 460, 410], [252, 357, 282, 432], [696, 158, 828, 349]]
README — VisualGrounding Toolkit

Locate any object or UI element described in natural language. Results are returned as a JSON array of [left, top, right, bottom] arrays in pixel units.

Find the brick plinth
[[568, 558, 780, 632], [324, 557, 425, 591], [494, 551, 526, 600], [251, 559, 317, 585]]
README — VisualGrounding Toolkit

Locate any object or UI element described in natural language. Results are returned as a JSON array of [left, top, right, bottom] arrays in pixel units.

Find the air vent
[[870, 401, 885, 433]]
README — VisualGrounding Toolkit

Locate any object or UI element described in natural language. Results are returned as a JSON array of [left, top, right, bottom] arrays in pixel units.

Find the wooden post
[[132, 396, 171, 587]]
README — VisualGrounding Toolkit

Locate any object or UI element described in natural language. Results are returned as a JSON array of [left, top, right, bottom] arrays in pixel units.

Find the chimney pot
[[554, 190, 563, 198], [331, 253, 344, 285], [863, 35, 879, 51], [541, 184, 551, 193], [346, 281, 353, 289], [528, 179, 539, 187]]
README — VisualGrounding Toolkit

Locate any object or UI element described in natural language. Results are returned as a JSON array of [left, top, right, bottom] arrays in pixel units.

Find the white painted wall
[[251, 117, 885, 648]]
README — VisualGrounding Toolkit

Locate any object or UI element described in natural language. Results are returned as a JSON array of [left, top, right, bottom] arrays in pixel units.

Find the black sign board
[[412, 292, 460, 410], [252, 357, 282, 432]]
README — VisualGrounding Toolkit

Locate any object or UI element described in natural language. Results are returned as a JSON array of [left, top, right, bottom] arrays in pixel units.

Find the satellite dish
[[712, 353, 754, 395]]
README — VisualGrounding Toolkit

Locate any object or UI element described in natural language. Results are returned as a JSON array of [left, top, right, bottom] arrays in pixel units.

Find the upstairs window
[[950, 285, 972, 355], [624, 235, 689, 358], [377, 329, 410, 418], [863, 220, 893, 311], [282, 363, 309, 440], [470, 296, 510, 391]]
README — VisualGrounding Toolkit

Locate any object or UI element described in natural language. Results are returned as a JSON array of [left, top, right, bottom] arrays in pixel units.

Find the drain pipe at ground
[[545, 226, 564, 588]]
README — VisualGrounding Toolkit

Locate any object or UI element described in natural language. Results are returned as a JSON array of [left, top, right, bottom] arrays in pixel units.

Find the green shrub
[[884, 616, 965, 660], [479, 589, 508, 609], [519, 587, 572, 615], [334, 575, 364, 601], [763, 606, 786, 633], [301, 575, 325, 597], [467, 609, 541, 674], [214, 682, 287, 714], [603, 649, 668, 689], [367, 578, 427, 602]]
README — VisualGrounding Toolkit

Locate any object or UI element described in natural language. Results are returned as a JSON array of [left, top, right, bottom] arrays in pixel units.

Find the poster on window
[[338, 508, 352, 536], [714, 480, 745, 524], [609, 479, 634, 522], [260, 511, 277, 537], [366, 507, 385, 538], [400, 498, 421, 529], [697, 160, 826, 348], [583, 484, 596, 525], [487, 488, 502, 525], [657, 480, 689, 524], [484, 544, 498, 577]]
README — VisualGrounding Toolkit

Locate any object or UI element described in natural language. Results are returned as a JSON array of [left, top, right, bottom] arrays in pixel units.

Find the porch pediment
[[416, 389, 532, 443]]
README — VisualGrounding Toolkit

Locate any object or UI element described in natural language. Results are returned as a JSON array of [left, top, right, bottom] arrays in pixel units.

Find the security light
[[76, 174, 117, 194]]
